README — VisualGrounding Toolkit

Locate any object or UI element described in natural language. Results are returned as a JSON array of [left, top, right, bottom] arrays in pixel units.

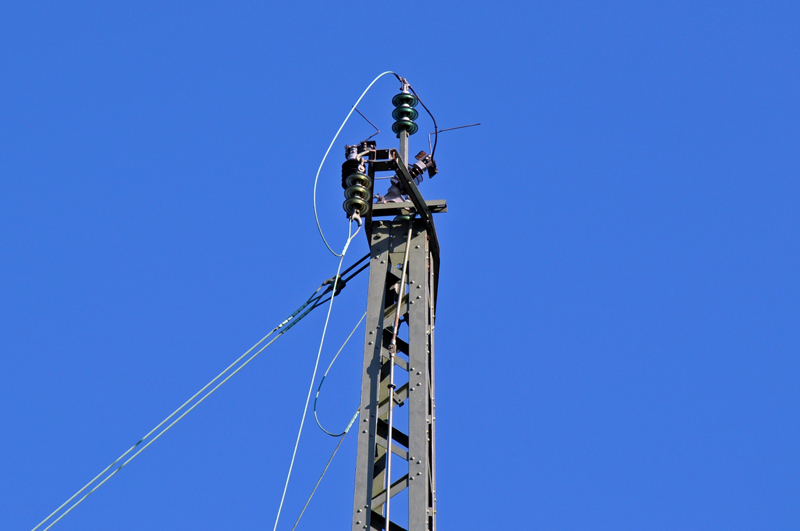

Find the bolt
[[415, 245, 420, 249], [362, 430, 367, 433]]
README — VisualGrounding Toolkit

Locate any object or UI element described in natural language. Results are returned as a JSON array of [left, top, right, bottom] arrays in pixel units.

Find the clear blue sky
[[2, 2, 798, 530]]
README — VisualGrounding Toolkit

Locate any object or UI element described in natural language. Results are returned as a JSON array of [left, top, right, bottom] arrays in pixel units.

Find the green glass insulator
[[343, 197, 370, 216], [392, 119, 419, 136], [392, 106, 419, 121], [344, 183, 371, 201], [392, 93, 418, 108], [346, 173, 371, 189]]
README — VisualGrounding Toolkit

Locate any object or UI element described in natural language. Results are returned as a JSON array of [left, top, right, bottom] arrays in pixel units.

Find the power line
[[31, 254, 369, 531]]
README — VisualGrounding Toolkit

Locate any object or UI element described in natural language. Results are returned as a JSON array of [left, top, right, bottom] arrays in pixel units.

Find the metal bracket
[[388, 151, 441, 302]]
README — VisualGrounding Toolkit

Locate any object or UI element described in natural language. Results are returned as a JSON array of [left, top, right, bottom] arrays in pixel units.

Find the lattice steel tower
[[340, 79, 444, 531]]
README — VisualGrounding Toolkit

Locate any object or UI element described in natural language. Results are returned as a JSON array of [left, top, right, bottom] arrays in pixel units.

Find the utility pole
[[341, 80, 444, 531]]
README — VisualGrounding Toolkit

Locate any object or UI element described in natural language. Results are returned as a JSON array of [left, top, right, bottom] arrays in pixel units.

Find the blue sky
[[2, 2, 798, 530]]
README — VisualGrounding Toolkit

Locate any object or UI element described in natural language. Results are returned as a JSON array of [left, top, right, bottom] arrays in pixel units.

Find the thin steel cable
[[30, 273, 352, 531], [427, 123, 481, 154], [290, 407, 360, 531], [311, 260, 371, 309], [32, 325, 283, 531], [314, 311, 367, 437], [343, 262, 370, 285], [313, 71, 396, 257], [340, 252, 370, 278], [34, 305, 318, 531], [272, 220, 361, 531]]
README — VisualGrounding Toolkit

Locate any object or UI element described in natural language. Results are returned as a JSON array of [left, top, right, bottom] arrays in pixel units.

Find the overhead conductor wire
[[272, 217, 362, 531], [31, 255, 369, 531], [313, 70, 396, 257]]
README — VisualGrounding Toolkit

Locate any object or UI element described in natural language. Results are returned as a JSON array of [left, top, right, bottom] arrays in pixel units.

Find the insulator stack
[[343, 171, 372, 217], [391, 92, 419, 137]]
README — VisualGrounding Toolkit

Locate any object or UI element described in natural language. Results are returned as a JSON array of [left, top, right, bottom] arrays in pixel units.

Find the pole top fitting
[[398, 77, 410, 93]]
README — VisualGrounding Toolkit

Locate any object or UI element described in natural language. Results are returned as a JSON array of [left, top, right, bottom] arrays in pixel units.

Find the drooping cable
[[313, 71, 396, 257], [272, 220, 361, 531], [314, 311, 367, 437], [31, 258, 369, 531]]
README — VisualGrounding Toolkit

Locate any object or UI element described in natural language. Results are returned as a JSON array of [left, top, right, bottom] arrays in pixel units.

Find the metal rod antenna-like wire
[[354, 107, 381, 142], [384, 221, 414, 530], [427, 123, 481, 154]]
